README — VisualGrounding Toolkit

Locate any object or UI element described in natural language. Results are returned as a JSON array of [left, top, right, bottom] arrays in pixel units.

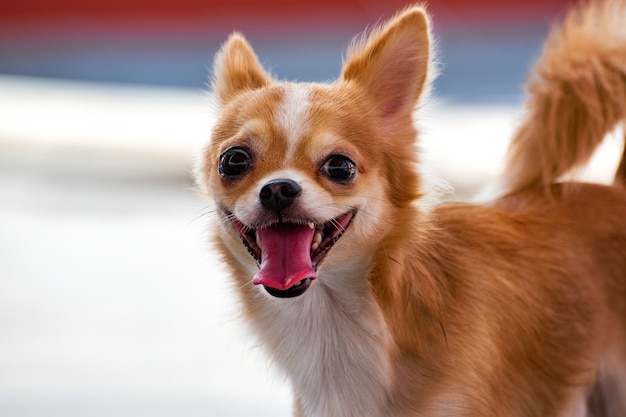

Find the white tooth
[[311, 232, 322, 252], [308, 221, 315, 230], [255, 233, 261, 247]]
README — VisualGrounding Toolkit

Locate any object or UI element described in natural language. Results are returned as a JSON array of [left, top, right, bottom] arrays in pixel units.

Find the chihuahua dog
[[196, 0, 626, 416]]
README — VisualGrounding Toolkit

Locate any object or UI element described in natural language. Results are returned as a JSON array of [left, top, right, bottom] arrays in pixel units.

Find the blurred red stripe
[[0, 0, 574, 22]]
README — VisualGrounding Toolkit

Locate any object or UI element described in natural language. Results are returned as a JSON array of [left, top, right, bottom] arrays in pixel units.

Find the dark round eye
[[320, 155, 357, 183], [218, 147, 252, 178]]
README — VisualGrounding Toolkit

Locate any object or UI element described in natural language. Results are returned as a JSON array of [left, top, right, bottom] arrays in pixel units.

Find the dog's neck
[[246, 252, 394, 417]]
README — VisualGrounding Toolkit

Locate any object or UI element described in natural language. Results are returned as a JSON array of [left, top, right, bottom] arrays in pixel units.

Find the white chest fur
[[249, 267, 392, 417]]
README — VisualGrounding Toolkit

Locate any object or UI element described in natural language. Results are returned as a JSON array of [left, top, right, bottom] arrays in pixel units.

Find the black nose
[[259, 179, 302, 212]]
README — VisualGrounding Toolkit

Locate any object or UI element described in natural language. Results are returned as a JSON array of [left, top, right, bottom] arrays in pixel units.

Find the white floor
[[0, 159, 294, 417], [0, 76, 621, 417]]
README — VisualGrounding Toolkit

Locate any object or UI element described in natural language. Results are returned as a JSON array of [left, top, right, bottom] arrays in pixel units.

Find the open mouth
[[229, 209, 356, 298]]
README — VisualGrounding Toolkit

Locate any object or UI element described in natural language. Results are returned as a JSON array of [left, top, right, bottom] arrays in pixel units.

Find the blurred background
[[1, 0, 621, 416]]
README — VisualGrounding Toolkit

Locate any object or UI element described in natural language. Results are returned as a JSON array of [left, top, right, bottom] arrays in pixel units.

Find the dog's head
[[197, 7, 432, 298]]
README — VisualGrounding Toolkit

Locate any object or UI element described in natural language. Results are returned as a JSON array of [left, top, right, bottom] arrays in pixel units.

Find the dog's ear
[[341, 7, 431, 122], [212, 32, 272, 105]]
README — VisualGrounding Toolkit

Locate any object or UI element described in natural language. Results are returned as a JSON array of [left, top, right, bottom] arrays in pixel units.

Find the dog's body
[[196, 1, 626, 416]]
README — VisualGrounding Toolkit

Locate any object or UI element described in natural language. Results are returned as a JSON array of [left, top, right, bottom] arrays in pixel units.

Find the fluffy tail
[[502, 0, 626, 194]]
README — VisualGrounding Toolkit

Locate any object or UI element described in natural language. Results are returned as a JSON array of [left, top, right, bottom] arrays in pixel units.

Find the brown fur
[[503, 0, 626, 193], [370, 184, 626, 415], [197, 1, 626, 416]]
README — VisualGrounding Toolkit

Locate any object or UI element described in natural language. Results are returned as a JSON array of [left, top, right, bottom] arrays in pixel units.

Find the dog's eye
[[321, 155, 357, 183], [219, 147, 252, 178]]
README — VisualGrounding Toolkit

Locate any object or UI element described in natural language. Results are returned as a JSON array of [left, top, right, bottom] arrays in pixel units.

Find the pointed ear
[[341, 7, 432, 120], [212, 32, 272, 105]]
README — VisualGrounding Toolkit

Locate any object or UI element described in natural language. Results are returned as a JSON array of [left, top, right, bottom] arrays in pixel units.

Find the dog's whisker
[[324, 202, 401, 228], [187, 204, 221, 225], [237, 279, 256, 292]]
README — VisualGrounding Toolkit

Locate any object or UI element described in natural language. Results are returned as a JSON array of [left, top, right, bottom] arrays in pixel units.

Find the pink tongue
[[252, 224, 317, 290]]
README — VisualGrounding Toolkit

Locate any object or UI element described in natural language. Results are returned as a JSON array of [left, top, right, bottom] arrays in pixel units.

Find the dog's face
[[197, 9, 432, 298]]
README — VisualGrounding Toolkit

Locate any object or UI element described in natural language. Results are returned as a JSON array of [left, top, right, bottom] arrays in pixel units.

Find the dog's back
[[428, 180, 626, 415], [496, 1, 626, 414]]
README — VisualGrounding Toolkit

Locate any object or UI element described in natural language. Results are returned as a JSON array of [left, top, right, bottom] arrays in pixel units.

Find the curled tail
[[502, 0, 626, 194]]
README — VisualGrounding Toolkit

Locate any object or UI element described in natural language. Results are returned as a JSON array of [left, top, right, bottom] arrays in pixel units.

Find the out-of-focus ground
[[0, 1, 623, 416]]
